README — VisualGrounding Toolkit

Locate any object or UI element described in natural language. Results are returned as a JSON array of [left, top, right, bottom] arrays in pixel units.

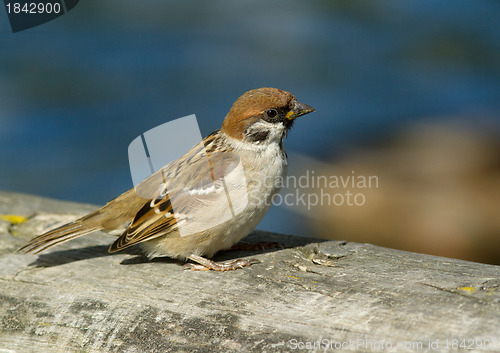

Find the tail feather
[[18, 220, 101, 254]]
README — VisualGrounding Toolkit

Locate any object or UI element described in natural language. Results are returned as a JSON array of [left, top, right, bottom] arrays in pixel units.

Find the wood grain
[[1, 191, 499, 352]]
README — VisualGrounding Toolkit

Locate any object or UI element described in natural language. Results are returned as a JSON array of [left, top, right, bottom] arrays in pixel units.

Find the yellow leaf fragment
[[457, 287, 476, 294], [0, 214, 28, 224]]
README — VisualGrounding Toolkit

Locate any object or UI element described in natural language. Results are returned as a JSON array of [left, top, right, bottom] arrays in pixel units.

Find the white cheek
[[247, 120, 286, 145]]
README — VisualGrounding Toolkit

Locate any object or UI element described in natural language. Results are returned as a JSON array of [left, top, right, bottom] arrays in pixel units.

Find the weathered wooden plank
[[1, 191, 499, 352]]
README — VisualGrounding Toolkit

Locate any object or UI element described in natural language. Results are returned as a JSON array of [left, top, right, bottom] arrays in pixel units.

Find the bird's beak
[[286, 100, 315, 120]]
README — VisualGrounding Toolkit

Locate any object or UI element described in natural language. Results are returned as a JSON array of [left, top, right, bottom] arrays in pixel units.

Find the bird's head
[[222, 87, 315, 144]]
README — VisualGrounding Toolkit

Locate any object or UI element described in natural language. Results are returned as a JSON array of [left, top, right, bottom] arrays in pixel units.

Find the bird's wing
[[109, 141, 249, 252]]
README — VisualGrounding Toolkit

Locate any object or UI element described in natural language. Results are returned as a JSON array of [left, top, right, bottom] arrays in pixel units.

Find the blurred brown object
[[302, 121, 500, 265]]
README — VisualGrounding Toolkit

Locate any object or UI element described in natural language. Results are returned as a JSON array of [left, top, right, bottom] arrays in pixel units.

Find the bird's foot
[[184, 254, 260, 271]]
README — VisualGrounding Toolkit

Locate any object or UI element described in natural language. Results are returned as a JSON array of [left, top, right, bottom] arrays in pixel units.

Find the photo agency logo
[[128, 115, 249, 237], [3, 0, 79, 33]]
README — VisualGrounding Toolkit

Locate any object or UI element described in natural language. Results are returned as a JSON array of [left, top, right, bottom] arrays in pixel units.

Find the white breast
[[197, 132, 287, 256], [142, 128, 288, 259]]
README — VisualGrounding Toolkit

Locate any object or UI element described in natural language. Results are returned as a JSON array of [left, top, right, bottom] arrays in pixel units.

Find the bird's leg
[[183, 254, 260, 271]]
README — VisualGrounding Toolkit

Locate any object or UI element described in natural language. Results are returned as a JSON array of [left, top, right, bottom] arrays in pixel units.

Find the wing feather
[[108, 134, 246, 252]]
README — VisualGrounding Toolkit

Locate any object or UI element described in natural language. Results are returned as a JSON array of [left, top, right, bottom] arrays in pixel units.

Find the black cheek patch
[[247, 130, 270, 142]]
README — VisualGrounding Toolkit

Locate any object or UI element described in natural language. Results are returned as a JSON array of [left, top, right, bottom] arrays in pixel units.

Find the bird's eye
[[265, 109, 278, 119]]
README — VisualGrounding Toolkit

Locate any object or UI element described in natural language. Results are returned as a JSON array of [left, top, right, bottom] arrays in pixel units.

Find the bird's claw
[[183, 258, 261, 271]]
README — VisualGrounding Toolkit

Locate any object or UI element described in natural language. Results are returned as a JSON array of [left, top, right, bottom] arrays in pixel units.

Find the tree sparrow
[[19, 87, 315, 270]]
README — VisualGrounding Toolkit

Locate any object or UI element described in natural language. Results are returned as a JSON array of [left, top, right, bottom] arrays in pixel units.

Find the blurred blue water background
[[1, 0, 500, 236]]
